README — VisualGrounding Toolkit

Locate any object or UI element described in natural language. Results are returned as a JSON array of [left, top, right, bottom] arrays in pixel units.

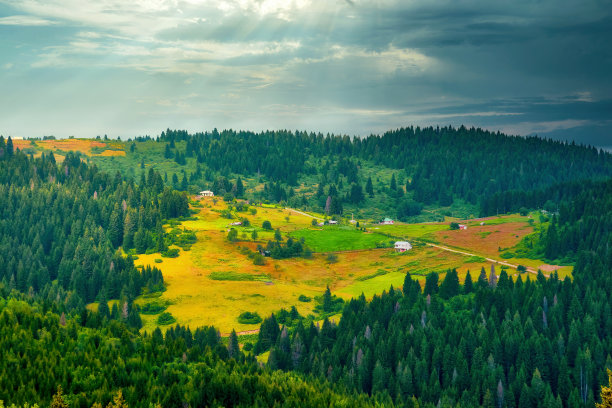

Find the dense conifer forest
[[0, 137, 187, 316], [156, 127, 612, 216]]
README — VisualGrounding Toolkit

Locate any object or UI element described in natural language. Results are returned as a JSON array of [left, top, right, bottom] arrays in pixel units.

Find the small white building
[[395, 241, 412, 252], [229, 221, 242, 226], [329, 220, 338, 225], [459, 224, 467, 230], [199, 190, 214, 197], [381, 218, 394, 225]]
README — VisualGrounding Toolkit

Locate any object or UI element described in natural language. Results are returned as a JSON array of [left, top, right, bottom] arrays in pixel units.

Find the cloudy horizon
[[1, 0, 611, 147]]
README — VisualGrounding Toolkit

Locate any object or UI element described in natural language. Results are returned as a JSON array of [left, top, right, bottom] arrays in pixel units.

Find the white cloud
[[0, 15, 57, 25]]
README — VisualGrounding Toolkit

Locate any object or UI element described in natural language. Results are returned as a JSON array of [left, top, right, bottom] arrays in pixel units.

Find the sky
[[0, 0, 611, 147]]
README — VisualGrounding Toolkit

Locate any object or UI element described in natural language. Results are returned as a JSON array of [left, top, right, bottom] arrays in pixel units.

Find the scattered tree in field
[[326, 253, 338, 263], [251, 230, 258, 240], [262, 220, 272, 230], [227, 228, 238, 242], [450, 222, 460, 230]]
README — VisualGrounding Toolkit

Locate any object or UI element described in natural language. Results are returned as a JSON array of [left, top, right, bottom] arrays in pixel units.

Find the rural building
[[198, 190, 214, 197], [394, 241, 412, 252], [381, 218, 394, 225], [329, 220, 338, 225], [229, 221, 242, 226], [480, 222, 485, 226], [459, 224, 467, 230]]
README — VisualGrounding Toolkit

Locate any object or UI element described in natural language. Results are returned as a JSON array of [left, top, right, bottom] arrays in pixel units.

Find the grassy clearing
[[289, 226, 392, 252], [132, 200, 557, 334], [209, 271, 271, 281], [370, 223, 448, 240]]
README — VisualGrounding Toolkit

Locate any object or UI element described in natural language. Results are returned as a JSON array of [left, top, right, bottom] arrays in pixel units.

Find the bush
[[262, 220, 272, 230], [253, 253, 266, 265], [450, 222, 460, 230], [326, 253, 338, 263], [154, 258, 163, 263], [157, 312, 176, 325], [298, 294, 312, 302], [161, 248, 180, 258], [141, 302, 168, 315], [243, 342, 253, 352], [238, 311, 262, 325]]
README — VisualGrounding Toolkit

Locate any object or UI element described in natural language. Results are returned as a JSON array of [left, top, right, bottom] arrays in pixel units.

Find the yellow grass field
[[133, 199, 494, 334], [11, 138, 124, 157]]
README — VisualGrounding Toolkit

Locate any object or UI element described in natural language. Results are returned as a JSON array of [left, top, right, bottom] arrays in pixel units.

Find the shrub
[[161, 248, 180, 258], [227, 228, 238, 242], [262, 220, 272, 230], [253, 253, 266, 265], [141, 302, 168, 315], [154, 258, 163, 263], [298, 294, 312, 302], [326, 253, 338, 263], [238, 311, 262, 325], [450, 222, 460, 230], [157, 312, 176, 325]]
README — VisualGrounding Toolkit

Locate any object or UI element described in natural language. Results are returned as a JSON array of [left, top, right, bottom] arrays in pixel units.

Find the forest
[[154, 127, 612, 218], [0, 131, 611, 407]]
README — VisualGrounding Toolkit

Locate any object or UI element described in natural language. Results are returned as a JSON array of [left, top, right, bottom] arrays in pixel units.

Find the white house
[[329, 220, 338, 225], [199, 190, 214, 197], [459, 224, 467, 230], [229, 221, 242, 226], [381, 217, 394, 225], [394, 241, 412, 252]]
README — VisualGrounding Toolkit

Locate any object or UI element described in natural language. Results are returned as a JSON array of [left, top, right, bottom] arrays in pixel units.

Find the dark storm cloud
[[0, 0, 610, 145]]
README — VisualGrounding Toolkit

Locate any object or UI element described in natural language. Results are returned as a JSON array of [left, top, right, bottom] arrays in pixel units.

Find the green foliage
[[262, 220, 272, 230], [156, 311, 176, 325], [237, 311, 263, 325], [449, 222, 460, 230], [227, 228, 238, 242], [208, 271, 270, 281], [252, 253, 266, 265], [326, 253, 338, 263], [161, 248, 180, 258], [298, 294, 312, 302], [355, 269, 388, 281], [140, 300, 169, 315], [0, 149, 164, 306]]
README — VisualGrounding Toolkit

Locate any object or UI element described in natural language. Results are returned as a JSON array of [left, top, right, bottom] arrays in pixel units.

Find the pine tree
[[366, 176, 374, 197], [236, 177, 244, 197], [228, 329, 240, 359], [463, 270, 473, 294]]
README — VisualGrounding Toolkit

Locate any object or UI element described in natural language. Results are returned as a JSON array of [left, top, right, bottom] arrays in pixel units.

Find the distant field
[[371, 223, 448, 240], [289, 226, 392, 252], [132, 199, 503, 333]]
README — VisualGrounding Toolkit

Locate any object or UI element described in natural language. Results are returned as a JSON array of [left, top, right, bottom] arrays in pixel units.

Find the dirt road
[[424, 242, 548, 277]]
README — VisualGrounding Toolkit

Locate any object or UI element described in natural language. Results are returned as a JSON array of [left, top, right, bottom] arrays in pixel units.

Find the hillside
[[0, 132, 610, 407]]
